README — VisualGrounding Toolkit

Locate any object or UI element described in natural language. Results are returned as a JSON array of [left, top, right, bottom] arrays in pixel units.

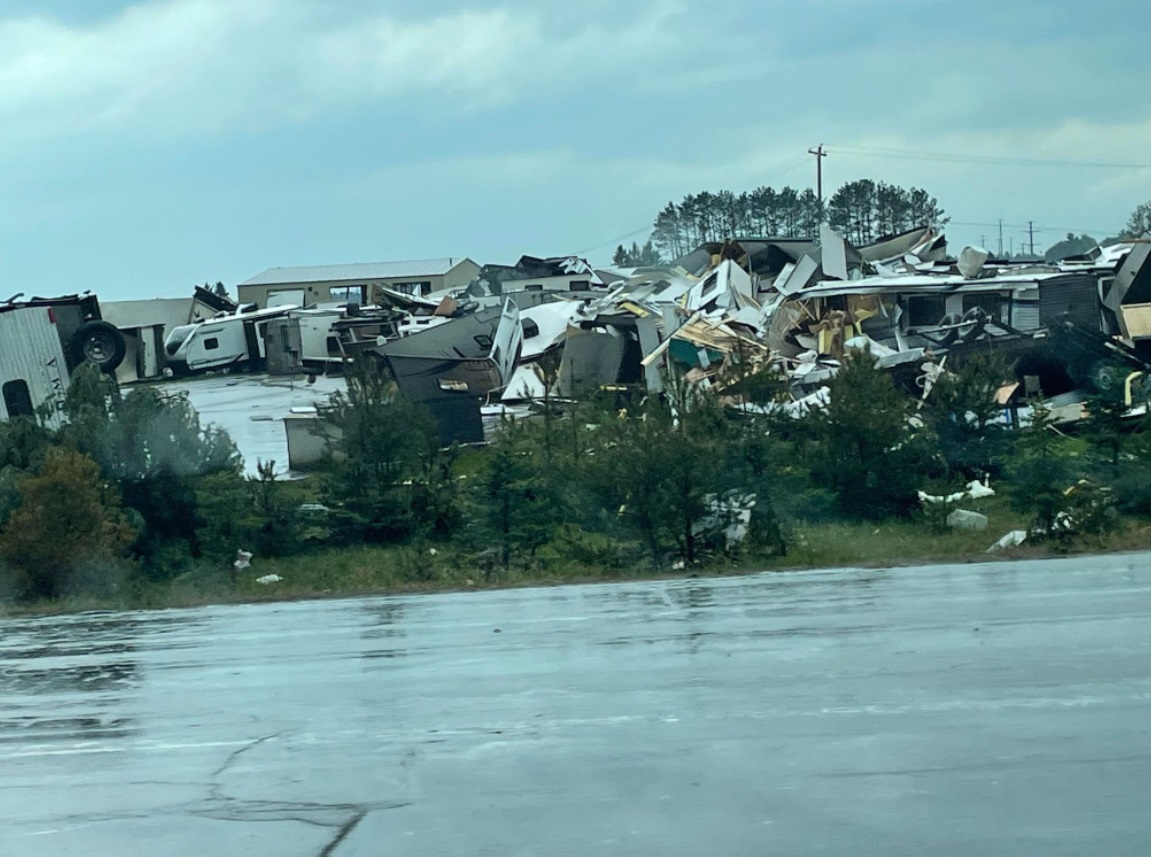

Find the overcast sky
[[3, 0, 1151, 301]]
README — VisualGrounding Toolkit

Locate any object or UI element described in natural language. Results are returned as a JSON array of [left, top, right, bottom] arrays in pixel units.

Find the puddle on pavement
[[0, 611, 204, 745]]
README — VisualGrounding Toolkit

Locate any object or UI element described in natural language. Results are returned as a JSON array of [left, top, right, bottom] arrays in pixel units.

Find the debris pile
[[488, 227, 1151, 424]]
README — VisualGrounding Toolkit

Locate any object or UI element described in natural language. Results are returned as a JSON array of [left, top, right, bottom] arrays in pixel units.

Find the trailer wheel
[[72, 321, 127, 373], [1089, 360, 1122, 393], [937, 313, 961, 346]]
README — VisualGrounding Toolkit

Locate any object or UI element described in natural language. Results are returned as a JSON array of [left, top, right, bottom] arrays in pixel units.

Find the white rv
[[164, 305, 296, 376]]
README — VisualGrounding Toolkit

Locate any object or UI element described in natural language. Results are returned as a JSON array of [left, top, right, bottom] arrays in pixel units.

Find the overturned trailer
[[0, 294, 127, 425], [369, 298, 522, 444]]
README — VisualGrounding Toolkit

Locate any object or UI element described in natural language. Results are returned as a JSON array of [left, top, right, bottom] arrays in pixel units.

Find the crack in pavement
[[196, 730, 412, 844], [191, 798, 410, 825], [319, 810, 367, 857], [209, 732, 287, 790], [30, 734, 411, 848]]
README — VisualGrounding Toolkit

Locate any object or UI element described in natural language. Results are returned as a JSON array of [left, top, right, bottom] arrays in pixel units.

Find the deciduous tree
[[0, 448, 133, 600]]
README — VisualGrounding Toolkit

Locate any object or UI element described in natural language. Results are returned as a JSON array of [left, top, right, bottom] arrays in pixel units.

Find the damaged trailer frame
[[773, 269, 1110, 396], [369, 297, 523, 445], [0, 294, 128, 426]]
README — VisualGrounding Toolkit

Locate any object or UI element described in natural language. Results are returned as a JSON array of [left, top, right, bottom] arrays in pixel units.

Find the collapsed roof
[[504, 227, 1151, 413]]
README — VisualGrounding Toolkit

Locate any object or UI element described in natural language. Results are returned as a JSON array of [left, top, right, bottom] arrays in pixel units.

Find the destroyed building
[[489, 225, 1151, 423]]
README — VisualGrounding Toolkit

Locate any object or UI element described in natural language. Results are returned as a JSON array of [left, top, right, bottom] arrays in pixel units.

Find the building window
[[569, 280, 590, 291], [392, 281, 433, 296], [330, 285, 367, 304], [906, 295, 948, 327], [2, 380, 34, 418], [204, 337, 220, 351], [962, 293, 1003, 318]]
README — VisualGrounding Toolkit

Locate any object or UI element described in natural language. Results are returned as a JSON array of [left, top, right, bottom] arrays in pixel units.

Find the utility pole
[[1027, 221, 1036, 256], [980, 235, 987, 249], [808, 144, 828, 208], [998, 219, 1004, 257]]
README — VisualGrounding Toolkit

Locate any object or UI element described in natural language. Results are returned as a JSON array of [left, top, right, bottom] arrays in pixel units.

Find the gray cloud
[[2, 0, 1151, 299]]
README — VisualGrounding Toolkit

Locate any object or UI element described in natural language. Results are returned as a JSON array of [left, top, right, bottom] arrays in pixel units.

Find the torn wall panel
[[556, 328, 628, 397]]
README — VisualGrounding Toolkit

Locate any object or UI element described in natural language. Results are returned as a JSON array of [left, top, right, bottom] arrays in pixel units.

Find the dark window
[[962, 293, 1002, 317], [2, 380, 34, 418], [522, 319, 540, 339], [524, 284, 543, 292], [392, 281, 433, 296], [203, 337, 220, 351], [330, 285, 366, 303], [569, 280, 590, 291], [906, 296, 947, 327]]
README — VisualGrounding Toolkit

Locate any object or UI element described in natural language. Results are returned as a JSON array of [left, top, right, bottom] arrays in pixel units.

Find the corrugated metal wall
[[0, 307, 71, 427], [1039, 274, 1102, 332], [1011, 299, 1041, 333]]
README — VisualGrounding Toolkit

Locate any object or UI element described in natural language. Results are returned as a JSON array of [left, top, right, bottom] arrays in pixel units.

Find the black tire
[[1089, 360, 1122, 393], [72, 321, 126, 373], [938, 313, 961, 346], [958, 307, 988, 342]]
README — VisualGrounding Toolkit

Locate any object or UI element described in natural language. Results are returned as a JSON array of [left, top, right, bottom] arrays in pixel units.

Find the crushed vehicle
[[369, 297, 523, 444]]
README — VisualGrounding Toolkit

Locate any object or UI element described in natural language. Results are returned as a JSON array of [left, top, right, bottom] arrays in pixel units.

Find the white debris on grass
[[919, 478, 995, 505], [947, 509, 989, 531], [987, 530, 1028, 553]]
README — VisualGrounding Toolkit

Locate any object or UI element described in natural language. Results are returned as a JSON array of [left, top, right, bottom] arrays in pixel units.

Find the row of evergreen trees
[[644, 179, 948, 260], [2, 350, 1146, 603]]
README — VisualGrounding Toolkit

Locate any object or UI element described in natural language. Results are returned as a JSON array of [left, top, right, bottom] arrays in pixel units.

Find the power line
[[949, 219, 1122, 236], [826, 144, 1151, 171]]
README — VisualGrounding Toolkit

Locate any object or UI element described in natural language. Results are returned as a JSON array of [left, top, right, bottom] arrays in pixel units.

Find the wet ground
[[2, 554, 1150, 856], [163, 374, 346, 477]]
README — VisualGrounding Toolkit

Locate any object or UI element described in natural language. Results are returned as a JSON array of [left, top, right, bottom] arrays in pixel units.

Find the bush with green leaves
[[195, 461, 302, 563], [60, 366, 241, 575], [474, 419, 566, 571], [1081, 365, 1135, 469], [0, 447, 134, 600], [1008, 403, 1077, 536], [809, 350, 935, 520], [576, 388, 744, 566], [321, 357, 456, 543], [922, 352, 1012, 478]]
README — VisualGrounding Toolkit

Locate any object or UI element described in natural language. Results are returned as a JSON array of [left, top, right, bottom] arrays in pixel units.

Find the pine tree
[[811, 350, 932, 518]]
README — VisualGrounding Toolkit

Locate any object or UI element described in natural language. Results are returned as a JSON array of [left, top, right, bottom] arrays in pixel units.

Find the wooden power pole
[[808, 145, 828, 207]]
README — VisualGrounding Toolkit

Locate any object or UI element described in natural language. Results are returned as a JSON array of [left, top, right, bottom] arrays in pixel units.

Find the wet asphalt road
[[2, 555, 1150, 856]]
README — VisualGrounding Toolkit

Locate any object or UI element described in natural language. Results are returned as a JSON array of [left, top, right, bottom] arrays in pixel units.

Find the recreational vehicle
[[164, 304, 296, 376], [0, 294, 127, 425]]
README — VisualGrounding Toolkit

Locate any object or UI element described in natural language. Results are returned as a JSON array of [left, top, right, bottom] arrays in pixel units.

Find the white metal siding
[[0, 307, 70, 427], [1012, 299, 1041, 332]]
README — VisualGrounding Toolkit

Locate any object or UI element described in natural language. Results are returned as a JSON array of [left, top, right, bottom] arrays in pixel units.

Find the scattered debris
[[947, 509, 989, 531], [693, 492, 757, 548], [919, 478, 995, 505], [987, 530, 1028, 552], [234, 550, 253, 571], [369, 298, 523, 444], [255, 574, 283, 585]]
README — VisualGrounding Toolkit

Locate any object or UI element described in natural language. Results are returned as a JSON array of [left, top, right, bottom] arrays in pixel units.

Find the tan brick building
[[237, 257, 481, 308]]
